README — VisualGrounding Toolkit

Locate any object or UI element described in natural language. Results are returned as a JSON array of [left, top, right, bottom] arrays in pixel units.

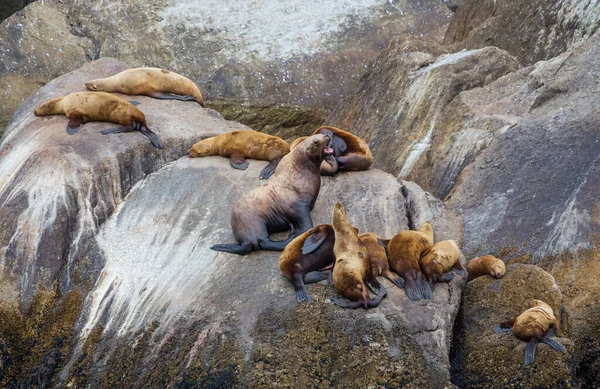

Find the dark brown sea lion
[[279, 224, 336, 304], [330, 202, 386, 309], [494, 299, 565, 365], [86, 67, 205, 107], [189, 130, 290, 179], [312, 126, 373, 175], [467, 255, 506, 281], [419, 240, 466, 290], [211, 134, 333, 255], [34, 92, 163, 148], [358, 232, 403, 288], [387, 222, 434, 300]]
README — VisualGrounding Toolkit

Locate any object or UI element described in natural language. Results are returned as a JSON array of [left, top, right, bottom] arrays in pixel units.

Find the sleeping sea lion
[[467, 255, 506, 281], [419, 240, 466, 291], [387, 222, 434, 300], [494, 299, 565, 365], [330, 202, 386, 309], [189, 130, 290, 179], [211, 134, 333, 255], [358, 232, 403, 288], [279, 224, 336, 304], [34, 92, 163, 148], [291, 135, 338, 175], [312, 126, 373, 175], [86, 67, 205, 107]]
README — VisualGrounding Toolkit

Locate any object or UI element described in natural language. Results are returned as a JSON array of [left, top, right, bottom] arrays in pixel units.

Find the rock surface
[[451, 264, 575, 388], [0, 0, 34, 23], [0, 0, 453, 131], [444, 0, 600, 66]]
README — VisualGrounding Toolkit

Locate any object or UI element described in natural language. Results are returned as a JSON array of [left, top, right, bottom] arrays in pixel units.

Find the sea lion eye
[[313, 140, 319, 145]]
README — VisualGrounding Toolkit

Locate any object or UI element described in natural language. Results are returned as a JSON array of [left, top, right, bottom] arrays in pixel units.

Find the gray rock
[[0, 0, 34, 23]]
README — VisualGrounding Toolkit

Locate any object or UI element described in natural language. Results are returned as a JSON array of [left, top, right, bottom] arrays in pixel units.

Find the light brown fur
[[359, 232, 402, 286], [34, 92, 146, 127], [512, 300, 559, 341], [313, 126, 373, 173], [86, 67, 205, 107], [467, 255, 505, 281], [419, 240, 464, 285]]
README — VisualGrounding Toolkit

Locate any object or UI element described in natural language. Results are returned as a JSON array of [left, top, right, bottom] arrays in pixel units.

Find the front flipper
[[128, 101, 141, 106], [101, 126, 136, 135], [148, 91, 195, 101], [452, 260, 467, 276], [366, 292, 386, 308], [320, 155, 339, 176], [294, 282, 312, 304], [230, 152, 249, 170], [383, 270, 404, 289], [365, 274, 386, 297], [139, 126, 164, 149], [330, 297, 366, 309], [494, 318, 515, 334], [439, 271, 455, 282], [210, 243, 253, 255], [524, 338, 539, 366], [541, 336, 565, 353], [66, 114, 85, 135], [301, 226, 330, 255], [304, 270, 331, 284], [259, 158, 281, 180]]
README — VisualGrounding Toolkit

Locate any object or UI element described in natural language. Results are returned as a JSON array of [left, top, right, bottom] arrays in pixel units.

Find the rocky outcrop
[[444, 0, 600, 66], [0, 0, 453, 132], [451, 264, 575, 388], [0, 0, 34, 23]]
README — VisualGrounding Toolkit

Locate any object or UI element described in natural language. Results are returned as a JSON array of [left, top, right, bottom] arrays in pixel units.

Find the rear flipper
[[258, 235, 297, 251], [494, 318, 515, 334], [439, 271, 455, 282], [128, 101, 140, 106], [452, 260, 467, 277], [148, 91, 197, 102], [211, 243, 253, 255], [524, 338, 538, 366], [541, 336, 565, 353], [383, 270, 404, 289], [259, 158, 281, 180], [230, 152, 249, 170], [304, 271, 331, 284], [404, 278, 427, 300], [293, 281, 312, 304], [139, 126, 164, 149], [101, 126, 136, 135]]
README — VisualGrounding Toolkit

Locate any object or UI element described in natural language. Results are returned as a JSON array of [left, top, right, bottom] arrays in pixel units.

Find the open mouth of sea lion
[[323, 135, 334, 156]]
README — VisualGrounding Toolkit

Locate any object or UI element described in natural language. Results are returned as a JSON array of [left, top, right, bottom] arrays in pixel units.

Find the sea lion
[[291, 135, 338, 175], [358, 232, 403, 288], [189, 130, 290, 179], [387, 222, 434, 300], [312, 126, 373, 175], [467, 255, 506, 281], [211, 134, 333, 255], [419, 240, 466, 290], [86, 67, 205, 107], [330, 202, 386, 309], [494, 299, 565, 365], [279, 224, 336, 304], [34, 92, 163, 148]]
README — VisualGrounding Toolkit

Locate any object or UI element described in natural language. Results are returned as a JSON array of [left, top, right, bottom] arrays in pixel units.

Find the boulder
[[444, 0, 600, 66], [451, 264, 575, 388], [0, 0, 34, 23]]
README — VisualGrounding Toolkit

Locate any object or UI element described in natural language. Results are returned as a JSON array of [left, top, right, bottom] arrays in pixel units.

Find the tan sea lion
[[387, 222, 434, 300], [358, 232, 403, 288], [419, 240, 466, 290], [279, 224, 336, 304], [330, 202, 386, 309], [34, 92, 163, 148], [467, 255, 506, 281], [211, 134, 333, 255], [312, 126, 373, 175], [291, 135, 338, 175], [188, 130, 290, 179], [494, 299, 565, 365], [86, 67, 205, 107]]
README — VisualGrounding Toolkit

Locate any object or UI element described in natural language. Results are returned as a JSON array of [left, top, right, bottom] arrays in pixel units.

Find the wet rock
[[443, 0, 600, 66], [451, 264, 575, 388]]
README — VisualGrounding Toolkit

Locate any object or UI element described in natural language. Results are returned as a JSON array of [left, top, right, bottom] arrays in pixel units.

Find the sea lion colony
[[33, 66, 552, 365]]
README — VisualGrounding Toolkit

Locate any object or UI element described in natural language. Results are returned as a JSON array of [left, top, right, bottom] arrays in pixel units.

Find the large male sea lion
[[189, 130, 290, 179], [279, 224, 336, 304], [291, 135, 338, 175], [330, 202, 386, 309], [358, 232, 403, 288], [34, 92, 163, 148], [211, 134, 333, 255], [312, 126, 372, 175], [419, 240, 465, 290], [467, 255, 505, 281], [86, 67, 205, 107], [387, 222, 434, 300], [494, 299, 565, 365]]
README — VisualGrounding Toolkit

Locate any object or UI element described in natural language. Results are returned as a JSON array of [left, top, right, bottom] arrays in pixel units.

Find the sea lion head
[[484, 256, 505, 278], [303, 134, 334, 164], [188, 139, 213, 157], [85, 79, 103, 91]]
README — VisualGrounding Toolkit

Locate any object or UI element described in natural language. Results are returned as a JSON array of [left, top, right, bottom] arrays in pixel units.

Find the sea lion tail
[[211, 243, 253, 255], [139, 125, 164, 149], [524, 338, 539, 365]]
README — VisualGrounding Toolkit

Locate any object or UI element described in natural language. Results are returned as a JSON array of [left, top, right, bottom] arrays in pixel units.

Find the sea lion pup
[[312, 126, 373, 175], [279, 224, 336, 304], [494, 299, 565, 365], [34, 92, 163, 148], [86, 67, 205, 107], [358, 232, 403, 289], [290, 136, 338, 175], [330, 202, 386, 309], [189, 130, 290, 179], [467, 255, 506, 281], [211, 134, 334, 255], [419, 240, 466, 291], [387, 222, 434, 300]]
